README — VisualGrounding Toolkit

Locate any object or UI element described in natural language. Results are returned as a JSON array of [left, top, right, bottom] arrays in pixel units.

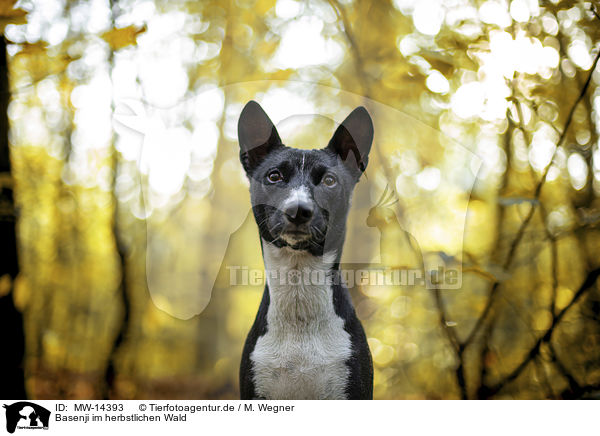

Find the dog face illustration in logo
[[3, 402, 50, 433]]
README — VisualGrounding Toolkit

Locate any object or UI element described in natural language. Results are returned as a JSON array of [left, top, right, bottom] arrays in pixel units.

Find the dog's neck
[[261, 239, 338, 328]]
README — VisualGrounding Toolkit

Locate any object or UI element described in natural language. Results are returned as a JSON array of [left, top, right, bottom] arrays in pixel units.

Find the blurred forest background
[[1, 0, 600, 400]]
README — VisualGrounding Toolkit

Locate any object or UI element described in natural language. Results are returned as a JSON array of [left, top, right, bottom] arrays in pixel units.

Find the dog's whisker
[[255, 216, 271, 228], [312, 227, 325, 238]]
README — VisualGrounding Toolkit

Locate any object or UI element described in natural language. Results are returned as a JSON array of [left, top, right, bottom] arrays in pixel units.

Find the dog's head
[[238, 101, 373, 257]]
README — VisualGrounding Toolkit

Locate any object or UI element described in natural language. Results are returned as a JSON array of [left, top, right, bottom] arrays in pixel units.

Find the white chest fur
[[251, 242, 352, 400]]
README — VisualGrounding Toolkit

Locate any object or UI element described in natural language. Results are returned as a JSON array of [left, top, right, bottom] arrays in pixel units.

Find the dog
[[238, 101, 374, 400]]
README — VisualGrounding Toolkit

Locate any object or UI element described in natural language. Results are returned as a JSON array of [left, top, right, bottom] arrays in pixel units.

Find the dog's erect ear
[[326, 106, 373, 175], [238, 101, 282, 175]]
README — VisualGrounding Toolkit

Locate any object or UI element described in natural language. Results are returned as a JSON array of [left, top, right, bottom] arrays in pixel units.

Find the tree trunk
[[102, 0, 131, 399], [0, 35, 27, 399]]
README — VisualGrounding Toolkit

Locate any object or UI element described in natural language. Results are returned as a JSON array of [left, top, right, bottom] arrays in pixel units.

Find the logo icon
[[3, 402, 50, 433]]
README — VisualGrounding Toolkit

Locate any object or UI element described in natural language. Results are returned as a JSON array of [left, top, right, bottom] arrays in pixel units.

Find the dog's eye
[[322, 174, 337, 187], [267, 170, 283, 183]]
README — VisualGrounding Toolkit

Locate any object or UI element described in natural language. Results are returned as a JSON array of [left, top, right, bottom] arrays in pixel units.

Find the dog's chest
[[251, 314, 351, 400], [250, 244, 352, 400]]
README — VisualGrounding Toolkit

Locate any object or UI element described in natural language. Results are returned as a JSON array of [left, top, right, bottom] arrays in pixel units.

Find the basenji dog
[[238, 101, 373, 400]]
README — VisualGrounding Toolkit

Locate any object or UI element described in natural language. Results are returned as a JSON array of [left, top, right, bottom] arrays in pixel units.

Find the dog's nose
[[284, 199, 314, 225]]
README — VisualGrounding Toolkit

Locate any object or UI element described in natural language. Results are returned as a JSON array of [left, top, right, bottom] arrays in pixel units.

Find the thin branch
[[103, 0, 132, 400], [326, 0, 396, 186], [433, 291, 460, 352], [326, 0, 371, 96], [549, 236, 558, 315], [538, 203, 559, 315], [559, 381, 600, 399], [548, 342, 581, 395], [460, 40, 600, 348], [483, 267, 600, 397], [433, 290, 467, 399], [534, 357, 556, 399], [462, 281, 499, 347], [475, 313, 497, 398]]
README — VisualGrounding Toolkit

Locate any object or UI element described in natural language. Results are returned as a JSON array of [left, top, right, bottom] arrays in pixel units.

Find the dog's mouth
[[274, 223, 328, 251], [280, 229, 311, 245], [253, 205, 329, 253]]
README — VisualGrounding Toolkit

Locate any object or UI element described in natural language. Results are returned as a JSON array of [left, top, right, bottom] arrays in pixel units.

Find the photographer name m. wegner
[[227, 265, 461, 289]]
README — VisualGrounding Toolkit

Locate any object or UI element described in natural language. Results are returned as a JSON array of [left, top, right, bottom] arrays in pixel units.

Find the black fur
[[238, 101, 374, 400], [239, 273, 373, 400], [331, 271, 373, 399], [239, 289, 269, 400]]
